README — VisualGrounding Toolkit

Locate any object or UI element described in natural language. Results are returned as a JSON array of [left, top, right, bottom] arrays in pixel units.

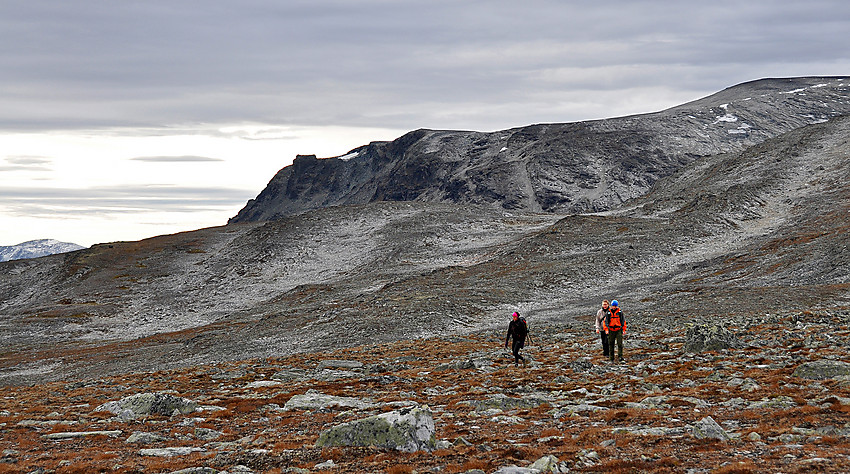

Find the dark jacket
[[506, 318, 529, 345]]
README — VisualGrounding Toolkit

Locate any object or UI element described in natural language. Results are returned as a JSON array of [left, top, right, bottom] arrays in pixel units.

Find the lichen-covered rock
[[271, 368, 310, 382], [96, 393, 198, 420], [568, 359, 594, 373], [126, 431, 169, 444], [747, 396, 798, 409], [283, 389, 376, 411], [139, 447, 205, 457], [792, 360, 850, 380], [684, 325, 741, 352], [42, 430, 122, 440], [315, 406, 436, 452], [194, 428, 224, 441], [167, 468, 219, 474], [529, 455, 560, 472], [492, 466, 539, 474], [464, 394, 550, 411], [317, 359, 364, 370], [692, 416, 730, 441]]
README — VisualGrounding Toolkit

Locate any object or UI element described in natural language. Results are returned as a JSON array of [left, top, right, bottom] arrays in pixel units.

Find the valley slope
[[1, 78, 849, 386]]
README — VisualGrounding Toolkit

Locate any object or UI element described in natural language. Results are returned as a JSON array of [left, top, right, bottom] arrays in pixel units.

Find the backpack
[[606, 307, 624, 331], [514, 318, 528, 339]]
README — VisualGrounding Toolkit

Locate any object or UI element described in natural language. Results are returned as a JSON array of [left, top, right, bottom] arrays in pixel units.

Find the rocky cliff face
[[230, 77, 850, 223]]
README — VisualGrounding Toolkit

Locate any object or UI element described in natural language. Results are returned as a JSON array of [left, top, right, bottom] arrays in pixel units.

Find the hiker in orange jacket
[[603, 300, 626, 362]]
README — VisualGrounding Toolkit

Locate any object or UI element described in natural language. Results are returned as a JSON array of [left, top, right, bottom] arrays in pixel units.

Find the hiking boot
[[522, 359, 527, 368]]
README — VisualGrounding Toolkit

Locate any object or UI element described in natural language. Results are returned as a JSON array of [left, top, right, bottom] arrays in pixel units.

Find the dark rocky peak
[[230, 76, 850, 223]]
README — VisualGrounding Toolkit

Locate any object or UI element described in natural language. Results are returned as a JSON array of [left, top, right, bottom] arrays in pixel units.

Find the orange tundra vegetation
[[1, 310, 850, 473]]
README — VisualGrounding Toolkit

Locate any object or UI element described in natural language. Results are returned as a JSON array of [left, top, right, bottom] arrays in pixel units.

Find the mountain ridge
[[0, 239, 86, 262], [230, 76, 850, 223]]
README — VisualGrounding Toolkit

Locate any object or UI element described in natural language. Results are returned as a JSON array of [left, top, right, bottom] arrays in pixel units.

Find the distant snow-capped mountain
[[0, 239, 86, 262]]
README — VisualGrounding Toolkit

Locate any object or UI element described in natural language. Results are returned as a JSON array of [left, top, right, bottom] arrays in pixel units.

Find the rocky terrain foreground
[[2, 310, 849, 473]]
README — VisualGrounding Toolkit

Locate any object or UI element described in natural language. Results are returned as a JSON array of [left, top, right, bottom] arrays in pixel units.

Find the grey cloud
[[1, 185, 252, 218], [1, 1, 848, 132], [1, 155, 53, 172], [7, 155, 52, 165], [130, 156, 224, 162]]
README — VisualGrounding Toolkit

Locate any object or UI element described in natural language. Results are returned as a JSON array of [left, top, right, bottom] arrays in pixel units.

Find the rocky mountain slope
[[0, 239, 85, 262], [1, 111, 849, 388], [230, 77, 850, 222]]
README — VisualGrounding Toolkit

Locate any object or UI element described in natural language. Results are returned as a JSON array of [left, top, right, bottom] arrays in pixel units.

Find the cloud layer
[[2, 1, 848, 246], [3, 1, 849, 132], [1, 185, 250, 217]]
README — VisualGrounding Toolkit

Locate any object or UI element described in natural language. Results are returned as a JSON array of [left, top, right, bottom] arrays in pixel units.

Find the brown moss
[[711, 460, 758, 474], [387, 464, 415, 474]]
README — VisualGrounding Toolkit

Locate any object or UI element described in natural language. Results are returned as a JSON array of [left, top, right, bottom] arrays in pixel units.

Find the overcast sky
[[2, 1, 849, 247]]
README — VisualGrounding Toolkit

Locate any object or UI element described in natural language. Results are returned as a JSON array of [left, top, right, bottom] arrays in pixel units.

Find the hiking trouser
[[599, 331, 609, 356], [511, 339, 525, 364], [608, 329, 623, 361]]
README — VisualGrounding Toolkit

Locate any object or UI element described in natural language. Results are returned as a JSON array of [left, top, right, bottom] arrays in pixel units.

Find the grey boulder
[[315, 405, 436, 452], [792, 360, 850, 380], [283, 389, 376, 411], [692, 416, 731, 441], [96, 393, 198, 420], [684, 325, 741, 353]]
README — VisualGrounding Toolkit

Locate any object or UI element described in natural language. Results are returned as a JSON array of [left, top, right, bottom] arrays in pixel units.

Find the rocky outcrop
[[126, 432, 169, 444], [230, 77, 850, 223], [683, 325, 741, 353], [42, 430, 122, 440], [315, 406, 436, 452], [691, 416, 731, 441], [792, 360, 850, 380], [283, 389, 376, 411], [96, 393, 198, 420]]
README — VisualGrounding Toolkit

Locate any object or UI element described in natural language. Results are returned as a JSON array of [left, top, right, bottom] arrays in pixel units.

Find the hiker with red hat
[[505, 311, 533, 367], [603, 300, 627, 362]]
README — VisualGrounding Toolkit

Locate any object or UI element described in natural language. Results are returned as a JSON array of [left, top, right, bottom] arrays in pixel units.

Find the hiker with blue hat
[[602, 299, 627, 362]]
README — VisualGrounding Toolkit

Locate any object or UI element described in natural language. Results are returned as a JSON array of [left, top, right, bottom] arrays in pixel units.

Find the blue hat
[[611, 300, 618, 306]]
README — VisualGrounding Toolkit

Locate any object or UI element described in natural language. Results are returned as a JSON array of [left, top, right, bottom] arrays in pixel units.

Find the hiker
[[595, 300, 611, 358], [603, 300, 627, 362], [505, 311, 533, 367]]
